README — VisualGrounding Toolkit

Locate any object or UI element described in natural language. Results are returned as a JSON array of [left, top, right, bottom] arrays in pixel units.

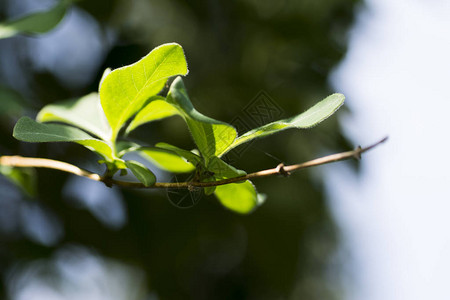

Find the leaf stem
[[0, 137, 387, 189]]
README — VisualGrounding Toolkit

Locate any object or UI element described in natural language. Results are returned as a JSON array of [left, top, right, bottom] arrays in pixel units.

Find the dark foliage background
[[0, 0, 360, 299]]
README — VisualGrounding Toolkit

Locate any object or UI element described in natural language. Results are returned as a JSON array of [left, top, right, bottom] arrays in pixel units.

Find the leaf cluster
[[12, 43, 344, 213]]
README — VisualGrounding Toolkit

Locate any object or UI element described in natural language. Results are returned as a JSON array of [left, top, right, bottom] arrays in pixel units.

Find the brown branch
[[0, 137, 387, 189], [0, 156, 102, 181]]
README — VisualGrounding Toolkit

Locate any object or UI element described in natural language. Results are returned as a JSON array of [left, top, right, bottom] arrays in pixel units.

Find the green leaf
[[126, 96, 179, 134], [99, 159, 127, 175], [200, 157, 246, 196], [220, 93, 345, 156], [13, 117, 115, 162], [0, 165, 36, 196], [0, 0, 71, 39], [99, 68, 112, 90], [125, 160, 156, 187], [214, 180, 263, 214], [37, 93, 112, 141], [139, 148, 195, 173], [166, 77, 237, 160], [100, 43, 188, 140], [206, 156, 246, 180], [155, 142, 202, 166], [116, 141, 140, 157]]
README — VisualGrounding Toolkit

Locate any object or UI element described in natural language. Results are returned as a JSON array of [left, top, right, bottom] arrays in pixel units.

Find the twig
[[0, 137, 388, 189], [0, 156, 102, 181]]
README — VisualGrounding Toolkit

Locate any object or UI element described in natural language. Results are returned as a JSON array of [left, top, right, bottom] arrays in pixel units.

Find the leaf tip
[[12, 116, 30, 140], [331, 92, 345, 106]]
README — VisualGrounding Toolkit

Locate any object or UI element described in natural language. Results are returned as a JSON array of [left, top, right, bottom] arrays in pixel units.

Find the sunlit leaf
[[214, 180, 263, 214], [155, 142, 202, 166], [0, 165, 36, 196], [0, 0, 72, 39], [166, 77, 237, 161], [125, 160, 156, 187], [37, 93, 111, 141], [220, 93, 345, 156], [98, 159, 127, 174], [139, 148, 195, 173], [100, 43, 188, 140], [206, 156, 246, 180], [13, 117, 115, 161], [126, 96, 179, 134], [116, 141, 140, 157], [99, 68, 111, 90]]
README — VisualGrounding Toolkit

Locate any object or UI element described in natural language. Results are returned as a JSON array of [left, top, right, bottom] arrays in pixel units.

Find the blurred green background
[[0, 0, 360, 299]]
